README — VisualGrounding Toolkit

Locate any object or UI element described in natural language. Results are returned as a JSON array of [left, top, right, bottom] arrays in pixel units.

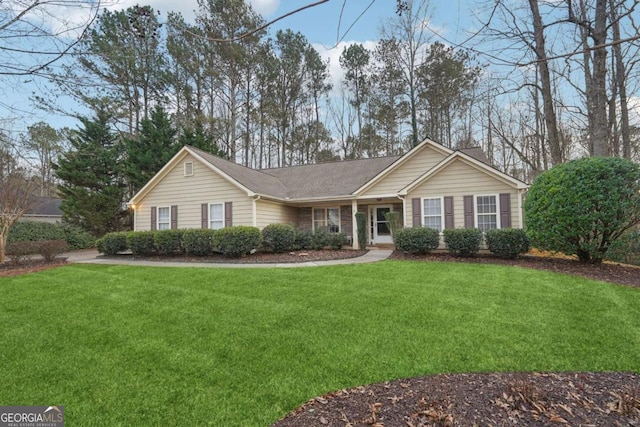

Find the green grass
[[1, 261, 638, 426]]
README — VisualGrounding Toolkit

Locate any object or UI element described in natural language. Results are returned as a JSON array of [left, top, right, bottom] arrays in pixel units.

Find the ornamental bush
[[154, 229, 184, 255], [310, 229, 329, 250], [96, 232, 129, 255], [261, 223, 296, 253], [6, 241, 40, 265], [7, 221, 94, 250], [216, 226, 261, 258], [605, 230, 640, 266], [38, 240, 69, 262], [525, 157, 640, 263], [127, 231, 157, 256], [327, 232, 348, 250], [293, 228, 313, 250], [395, 227, 440, 254], [485, 228, 530, 259], [443, 228, 483, 257], [183, 229, 216, 256], [355, 212, 367, 250]]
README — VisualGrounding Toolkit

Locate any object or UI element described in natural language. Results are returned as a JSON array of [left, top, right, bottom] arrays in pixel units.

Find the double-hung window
[[423, 197, 443, 232], [313, 207, 340, 233], [157, 207, 170, 230], [209, 203, 224, 230], [476, 195, 498, 232]]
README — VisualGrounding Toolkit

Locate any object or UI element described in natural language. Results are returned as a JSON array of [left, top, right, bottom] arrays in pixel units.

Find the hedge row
[[96, 225, 349, 258], [8, 221, 95, 250], [394, 227, 530, 259], [6, 240, 69, 264]]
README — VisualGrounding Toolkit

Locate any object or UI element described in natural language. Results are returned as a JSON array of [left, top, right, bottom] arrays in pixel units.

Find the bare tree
[[0, 143, 39, 262]]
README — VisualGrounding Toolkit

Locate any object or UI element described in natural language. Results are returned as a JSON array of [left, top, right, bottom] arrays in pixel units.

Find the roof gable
[[400, 151, 528, 195], [354, 138, 453, 195]]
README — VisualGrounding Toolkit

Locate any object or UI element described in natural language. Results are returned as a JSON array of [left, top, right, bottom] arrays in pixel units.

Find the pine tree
[[55, 111, 128, 236]]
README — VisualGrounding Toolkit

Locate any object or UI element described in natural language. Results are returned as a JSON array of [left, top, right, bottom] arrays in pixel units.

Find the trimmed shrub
[[525, 157, 640, 263], [38, 240, 68, 262], [7, 221, 94, 250], [60, 224, 95, 250], [485, 228, 530, 259], [384, 211, 403, 244], [606, 230, 640, 266], [127, 231, 157, 256], [6, 241, 39, 265], [443, 228, 483, 257], [262, 223, 296, 253], [327, 232, 348, 250], [355, 212, 367, 250], [216, 226, 261, 258], [96, 232, 129, 255], [293, 229, 314, 250], [183, 229, 216, 256], [395, 227, 440, 254], [154, 229, 184, 255], [7, 221, 65, 244], [311, 229, 329, 250]]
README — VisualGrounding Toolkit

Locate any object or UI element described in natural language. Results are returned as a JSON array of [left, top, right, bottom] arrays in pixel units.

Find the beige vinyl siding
[[405, 158, 522, 229], [135, 153, 252, 231], [360, 145, 446, 197], [255, 200, 298, 229]]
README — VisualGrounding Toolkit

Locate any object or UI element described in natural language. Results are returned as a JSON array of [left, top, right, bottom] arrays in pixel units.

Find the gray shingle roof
[[189, 146, 399, 200], [25, 197, 62, 216]]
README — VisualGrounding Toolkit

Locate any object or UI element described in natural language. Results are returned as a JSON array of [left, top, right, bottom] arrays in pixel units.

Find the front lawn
[[1, 261, 638, 426]]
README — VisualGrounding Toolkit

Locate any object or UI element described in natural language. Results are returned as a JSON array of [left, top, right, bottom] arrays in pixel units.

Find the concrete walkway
[[66, 248, 393, 268]]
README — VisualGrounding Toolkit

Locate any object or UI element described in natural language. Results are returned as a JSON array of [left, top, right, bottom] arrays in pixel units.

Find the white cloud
[[313, 40, 379, 96], [249, 0, 280, 17]]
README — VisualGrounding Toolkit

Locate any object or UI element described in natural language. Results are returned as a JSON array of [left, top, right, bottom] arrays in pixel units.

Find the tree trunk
[[610, 0, 631, 159], [591, 0, 609, 157], [528, 0, 562, 165]]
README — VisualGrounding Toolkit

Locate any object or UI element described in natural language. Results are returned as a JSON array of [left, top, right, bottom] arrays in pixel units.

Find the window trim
[[184, 161, 194, 176], [421, 196, 444, 233], [157, 206, 171, 230], [312, 207, 341, 233], [209, 202, 225, 230], [475, 194, 500, 232]]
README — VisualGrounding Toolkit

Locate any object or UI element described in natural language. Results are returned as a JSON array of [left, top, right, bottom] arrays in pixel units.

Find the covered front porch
[[295, 197, 405, 249]]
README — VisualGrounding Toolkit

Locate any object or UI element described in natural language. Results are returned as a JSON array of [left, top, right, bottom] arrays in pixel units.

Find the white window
[[157, 206, 170, 230], [476, 195, 498, 232], [184, 162, 194, 176], [423, 197, 443, 232], [313, 207, 340, 233], [209, 203, 224, 230]]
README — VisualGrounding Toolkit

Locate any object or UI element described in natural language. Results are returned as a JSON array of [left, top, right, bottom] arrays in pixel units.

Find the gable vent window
[[184, 162, 194, 176]]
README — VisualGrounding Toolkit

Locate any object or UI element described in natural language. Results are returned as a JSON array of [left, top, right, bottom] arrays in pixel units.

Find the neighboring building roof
[[24, 197, 63, 217]]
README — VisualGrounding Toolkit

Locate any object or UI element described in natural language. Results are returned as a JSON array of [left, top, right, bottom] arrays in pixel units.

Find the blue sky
[[3, 0, 476, 136]]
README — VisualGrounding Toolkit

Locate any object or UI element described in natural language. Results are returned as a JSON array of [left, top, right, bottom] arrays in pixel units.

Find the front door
[[371, 205, 393, 244]]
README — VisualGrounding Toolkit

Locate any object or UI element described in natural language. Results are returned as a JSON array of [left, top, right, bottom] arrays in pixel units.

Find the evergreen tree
[[179, 121, 227, 159], [55, 111, 128, 236], [125, 105, 179, 193]]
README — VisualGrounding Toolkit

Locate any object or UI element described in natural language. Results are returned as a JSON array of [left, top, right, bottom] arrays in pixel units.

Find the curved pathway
[[66, 249, 393, 268]]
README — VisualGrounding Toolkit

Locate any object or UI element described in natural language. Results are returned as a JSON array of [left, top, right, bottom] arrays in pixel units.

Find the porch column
[[351, 199, 359, 249]]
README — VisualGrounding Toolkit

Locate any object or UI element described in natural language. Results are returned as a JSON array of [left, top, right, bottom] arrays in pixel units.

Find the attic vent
[[184, 162, 194, 176]]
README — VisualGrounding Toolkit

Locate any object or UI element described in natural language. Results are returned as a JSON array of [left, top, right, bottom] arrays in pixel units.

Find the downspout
[[252, 195, 261, 227]]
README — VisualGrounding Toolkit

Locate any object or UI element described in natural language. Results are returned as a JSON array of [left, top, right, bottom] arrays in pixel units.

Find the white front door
[[371, 205, 393, 244]]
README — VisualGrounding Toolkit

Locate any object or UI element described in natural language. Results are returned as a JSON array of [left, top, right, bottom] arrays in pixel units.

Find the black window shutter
[[170, 205, 178, 230], [150, 206, 157, 230], [499, 193, 512, 228], [225, 202, 233, 227], [463, 196, 474, 228], [201, 204, 208, 228], [411, 198, 421, 227], [444, 196, 454, 229]]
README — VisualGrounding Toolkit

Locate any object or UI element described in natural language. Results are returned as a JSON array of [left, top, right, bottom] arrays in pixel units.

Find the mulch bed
[[272, 372, 640, 427], [118, 249, 368, 264], [0, 258, 68, 277], [4, 249, 640, 427]]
